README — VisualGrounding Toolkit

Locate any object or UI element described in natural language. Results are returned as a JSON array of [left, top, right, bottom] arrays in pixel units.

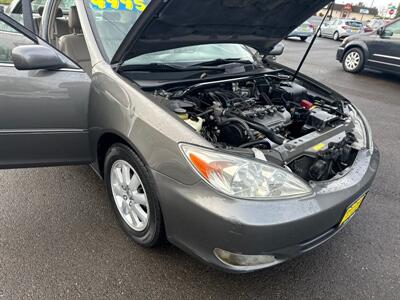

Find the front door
[[367, 20, 400, 73], [0, 12, 92, 168]]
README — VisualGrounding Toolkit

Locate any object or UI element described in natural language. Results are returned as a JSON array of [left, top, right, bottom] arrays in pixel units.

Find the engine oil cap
[[174, 108, 189, 120]]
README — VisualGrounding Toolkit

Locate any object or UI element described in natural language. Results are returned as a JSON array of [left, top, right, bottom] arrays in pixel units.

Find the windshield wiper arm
[[120, 63, 189, 72], [192, 58, 254, 67]]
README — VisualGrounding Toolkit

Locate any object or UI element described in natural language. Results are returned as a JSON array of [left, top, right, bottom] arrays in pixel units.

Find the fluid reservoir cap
[[300, 99, 314, 110], [174, 108, 187, 114], [174, 108, 189, 120]]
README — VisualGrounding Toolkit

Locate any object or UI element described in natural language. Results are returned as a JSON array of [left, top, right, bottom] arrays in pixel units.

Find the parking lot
[[0, 37, 399, 299]]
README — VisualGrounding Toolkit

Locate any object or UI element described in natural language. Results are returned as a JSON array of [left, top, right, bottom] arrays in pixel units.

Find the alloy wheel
[[333, 32, 339, 41], [110, 160, 150, 232], [344, 51, 361, 71]]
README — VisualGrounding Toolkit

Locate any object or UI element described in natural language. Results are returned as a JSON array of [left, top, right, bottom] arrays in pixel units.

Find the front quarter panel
[[89, 62, 210, 185], [343, 38, 370, 60]]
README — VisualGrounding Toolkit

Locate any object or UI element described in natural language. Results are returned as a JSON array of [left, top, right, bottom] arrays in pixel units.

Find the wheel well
[[96, 132, 167, 240], [344, 46, 365, 59], [97, 133, 132, 177]]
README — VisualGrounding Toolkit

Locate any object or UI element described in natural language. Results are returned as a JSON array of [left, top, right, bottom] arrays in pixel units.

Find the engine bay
[[153, 73, 362, 182]]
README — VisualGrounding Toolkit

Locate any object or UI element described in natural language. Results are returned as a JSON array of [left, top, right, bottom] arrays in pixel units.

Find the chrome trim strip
[[0, 62, 14, 67], [368, 59, 400, 67], [373, 54, 400, 61], [0, 129, 87, 134], [0, 64, 84, 72], [58, 68, 85, 73]]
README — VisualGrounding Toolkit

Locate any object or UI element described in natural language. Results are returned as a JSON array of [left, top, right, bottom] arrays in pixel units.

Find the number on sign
[[91, 0, 106, 9], [106, 0, 119, 9], [120, 0, 133, 10]]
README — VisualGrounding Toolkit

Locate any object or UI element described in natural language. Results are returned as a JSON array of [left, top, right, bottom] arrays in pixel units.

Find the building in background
[[317, 3, 378, 21]]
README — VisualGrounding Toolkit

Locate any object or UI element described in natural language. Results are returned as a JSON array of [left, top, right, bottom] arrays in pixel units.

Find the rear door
[[326, 19, 336, 36], [320, 20, 331, 36], [0, 12, 92, 168], [367, 20, 400, 73]]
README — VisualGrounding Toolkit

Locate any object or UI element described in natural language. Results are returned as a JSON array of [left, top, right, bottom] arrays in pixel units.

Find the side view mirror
[[268, 43, 285, 57], [12, 45, 67, 70], [382, 30, 394, 37]]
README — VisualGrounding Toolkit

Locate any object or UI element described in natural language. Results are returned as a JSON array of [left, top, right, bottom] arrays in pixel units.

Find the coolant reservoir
[[184, 118, 204, 132]]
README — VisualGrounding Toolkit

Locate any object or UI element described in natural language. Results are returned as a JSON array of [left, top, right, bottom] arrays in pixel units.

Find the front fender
[[343, 40, 370, 59]]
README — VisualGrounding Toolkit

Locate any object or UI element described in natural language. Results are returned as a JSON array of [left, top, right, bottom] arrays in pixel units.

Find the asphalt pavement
[[0, 37, 399, 299]]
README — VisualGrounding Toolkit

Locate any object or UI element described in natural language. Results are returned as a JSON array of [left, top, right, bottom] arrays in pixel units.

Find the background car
[[362, 21, 374, 33], [319, 19, 364, 41], [308, 15, 323, 28], [287, 21, 315, 41], [337, 18, 400, 74], [367, 19, 386, 31]]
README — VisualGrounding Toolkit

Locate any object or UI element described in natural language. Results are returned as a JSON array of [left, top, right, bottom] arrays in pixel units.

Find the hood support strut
[[292, 1, 335, 81]]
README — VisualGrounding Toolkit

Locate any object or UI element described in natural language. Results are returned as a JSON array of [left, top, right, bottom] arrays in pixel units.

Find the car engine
[[155, 73, 361, 182]]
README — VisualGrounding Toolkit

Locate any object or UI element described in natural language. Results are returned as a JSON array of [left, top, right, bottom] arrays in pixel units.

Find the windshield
[[345, 21, 363, 28], [85, 0, 152, 61], [124, 44, 254, 66], [85, 0, 254, 65]]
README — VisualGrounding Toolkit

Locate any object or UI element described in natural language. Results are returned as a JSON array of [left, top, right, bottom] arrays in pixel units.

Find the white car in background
[[287, 21, 315, 41], [318, 19, 364, 41]]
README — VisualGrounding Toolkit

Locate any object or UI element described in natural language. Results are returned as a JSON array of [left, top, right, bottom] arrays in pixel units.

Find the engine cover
[[241, 105, 292, 130]]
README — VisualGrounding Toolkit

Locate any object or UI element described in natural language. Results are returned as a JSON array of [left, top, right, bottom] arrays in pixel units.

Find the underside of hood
[[112, 0, 331, 65]]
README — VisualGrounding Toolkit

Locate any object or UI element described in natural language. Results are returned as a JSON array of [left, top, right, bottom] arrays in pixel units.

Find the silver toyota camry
[[0, 0, 379, 272]]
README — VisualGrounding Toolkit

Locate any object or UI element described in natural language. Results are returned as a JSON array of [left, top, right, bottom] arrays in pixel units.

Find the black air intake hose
[[245, 121, 285, 145], [225, 112, 285, 145]]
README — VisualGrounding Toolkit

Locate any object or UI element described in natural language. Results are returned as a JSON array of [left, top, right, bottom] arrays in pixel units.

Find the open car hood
[[111, 0, 331, 65]]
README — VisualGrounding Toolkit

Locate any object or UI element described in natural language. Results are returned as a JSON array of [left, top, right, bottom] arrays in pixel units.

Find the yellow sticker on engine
[[313, 143, 325, 151]]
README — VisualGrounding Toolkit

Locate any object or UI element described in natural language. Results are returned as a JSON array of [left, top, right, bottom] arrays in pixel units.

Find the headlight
[[349, 105, 372, 150], [180, 144, 313, 199]]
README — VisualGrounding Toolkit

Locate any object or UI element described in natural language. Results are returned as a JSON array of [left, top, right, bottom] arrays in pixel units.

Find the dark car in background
[[337, 18, 400, 74]]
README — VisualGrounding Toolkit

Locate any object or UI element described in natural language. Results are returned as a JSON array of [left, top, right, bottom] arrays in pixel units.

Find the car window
[[31, 0, 47, 13], [0, 19, 35, 64], [385, 20, 400, 39], [345, 21, 363, 28], [6, 0, 44, 27], [85, 0, 152, 61], [5, 13, 24, 26], [59, 0, 75, 13]]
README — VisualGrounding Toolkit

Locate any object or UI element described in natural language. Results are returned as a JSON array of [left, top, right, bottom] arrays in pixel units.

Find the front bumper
[[288, 31, 314, 38], [153, 147, 379, 273], [337, 47, 345, 62]]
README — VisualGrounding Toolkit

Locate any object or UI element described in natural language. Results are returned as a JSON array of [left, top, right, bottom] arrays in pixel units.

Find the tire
[[104, 143, 164, 247], [300, 36, 307, 41], [342, 48, 364, 73], [333, 31, 340, 41]]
